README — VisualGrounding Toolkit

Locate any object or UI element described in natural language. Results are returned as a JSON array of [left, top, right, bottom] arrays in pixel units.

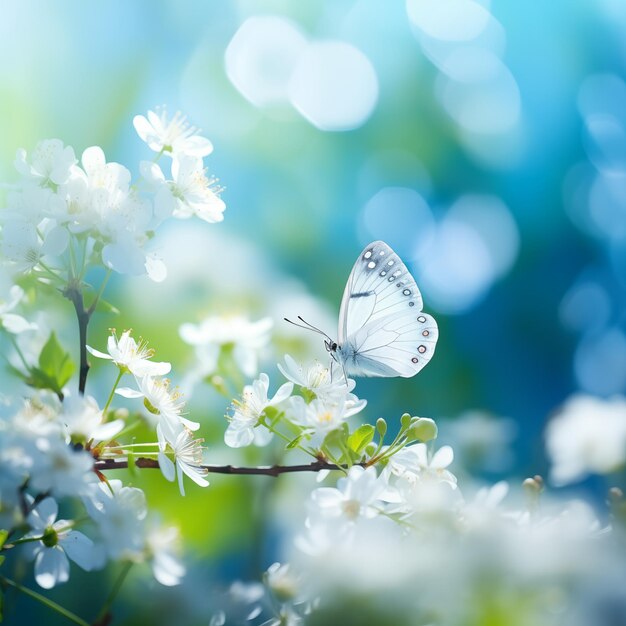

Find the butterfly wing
[[337, 241, 438, 378]]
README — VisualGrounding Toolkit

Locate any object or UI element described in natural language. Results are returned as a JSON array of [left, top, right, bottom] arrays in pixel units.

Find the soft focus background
[[1, 0, 625, 623]]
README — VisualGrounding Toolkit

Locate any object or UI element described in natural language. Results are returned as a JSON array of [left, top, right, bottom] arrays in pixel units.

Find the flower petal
[[159, 451, 176, 483], [61, 531, 97, 571], [34, 547, 69, 589]]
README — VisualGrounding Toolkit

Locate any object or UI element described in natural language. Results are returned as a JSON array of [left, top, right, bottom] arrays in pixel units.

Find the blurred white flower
[[546, 394, 626, 485], [83, 479, 146, 560], [0, 285, 37, 334], [87, 330, 171, 377], [1, 219, 69, 273], [143, 156, 225, 224], [145, 522, 186, 586], [309, 466, 387, 527], [133, 107, 213, 157], [157, 422, 209, 496], [23, 496, 101, 589], [14, 139, 76, 187], [59, 394, 124, 442], [386, 443, 457, 487], [225, 373, 293, 447], [180, 315, 273, 379], [29, 437, 94, 497]]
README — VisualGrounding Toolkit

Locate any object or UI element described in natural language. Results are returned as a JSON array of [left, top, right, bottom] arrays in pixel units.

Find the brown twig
[[94, 457, 350, 476], [64, 284, 92, 395]]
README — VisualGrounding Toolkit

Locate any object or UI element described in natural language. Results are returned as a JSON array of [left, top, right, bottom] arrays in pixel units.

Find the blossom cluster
[[2, 107, 224, 284]]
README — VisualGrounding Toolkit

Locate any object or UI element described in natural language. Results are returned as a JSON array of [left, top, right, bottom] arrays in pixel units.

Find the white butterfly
[[287, 241, 438, 378]]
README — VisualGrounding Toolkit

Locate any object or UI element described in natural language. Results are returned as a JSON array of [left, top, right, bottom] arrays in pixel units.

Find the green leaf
[[36, 332, 75, 392], [286, 434, 306, 449], [0, 530, 8, 550], [347, 424, 375, 454], [93, 298, 120, 315]]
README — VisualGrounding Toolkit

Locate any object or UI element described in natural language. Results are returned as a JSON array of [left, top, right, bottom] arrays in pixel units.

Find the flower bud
[[408, 417, 438, 442]]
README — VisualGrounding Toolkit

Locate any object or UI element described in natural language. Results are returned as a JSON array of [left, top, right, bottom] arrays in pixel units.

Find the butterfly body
[[328, 240, 438, 379]]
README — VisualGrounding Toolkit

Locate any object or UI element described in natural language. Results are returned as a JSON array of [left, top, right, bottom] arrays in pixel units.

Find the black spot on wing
[[350, 291, 375, 299]]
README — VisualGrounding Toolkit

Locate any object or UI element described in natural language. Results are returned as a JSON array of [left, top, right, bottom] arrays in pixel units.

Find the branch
[[64, 284, 91, 395], [94, 457, 352, 476]]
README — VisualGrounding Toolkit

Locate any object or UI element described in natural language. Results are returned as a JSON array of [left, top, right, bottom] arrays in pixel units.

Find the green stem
[[0, 576, 89, 626], [93, 561, 133, 626], [105, 420, 142, 443], [87, 269, 112, 315], [38, 260, 64, 282], [102, 369, 124, 415], [8, 335, 30, 371]]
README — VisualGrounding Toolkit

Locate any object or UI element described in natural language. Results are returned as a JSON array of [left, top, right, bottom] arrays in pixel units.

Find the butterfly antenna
[[296, 316, 332, 341], [283, 317, 331, 341]]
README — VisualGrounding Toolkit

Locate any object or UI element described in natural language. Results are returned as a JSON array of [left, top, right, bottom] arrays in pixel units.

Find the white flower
[[145, 522, 186, 586], [133, 107, 213, 157], [116, 375, 199, 434], [288, 396, 364, 444], [87, 330, 171, 377], [0, 285, 37, 334], [157, 422, 209, 496], [23, 497, 101, 589], [83, 480, 147, 560], [278, 354, 356, 401], [386, 443, 457, 487], [142, 155, 225, 224], [225, 373, 293, 448], [180, 315, 273, 379], [309, 466, 387, 526], [59, 394, 124, 442], [1, 219, 69, 273], [29, 437, 94, 497], [14, 139, 76, 186], [546, 394, 626, 485]]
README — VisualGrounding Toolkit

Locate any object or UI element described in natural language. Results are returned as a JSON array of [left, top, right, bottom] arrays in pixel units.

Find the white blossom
[[180, 315, 273, 379], [143, 156, 225, 224], [0, 284, 37, 334], [28, 436, 94, 497], [288, 396, 365, 444], [59, 394, 124, 442], [308, 466, 387, 528], [133, 107, 214, 157], [23, 497, 101, 589], [157, 422, 209, 496], [386, 443, 457, 487], [278, 354, 356, 401], [546, 394, 626, 485], [116, 375, 198, 435], [145, 522, 186, 586], [83, 480, 147, 560], [87, 330, 171, 377], [225, 373, 293, 448], [14, 139, 76, 187]]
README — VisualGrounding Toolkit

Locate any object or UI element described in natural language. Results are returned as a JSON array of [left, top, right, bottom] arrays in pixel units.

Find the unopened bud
[[408, 417, 438, 442]]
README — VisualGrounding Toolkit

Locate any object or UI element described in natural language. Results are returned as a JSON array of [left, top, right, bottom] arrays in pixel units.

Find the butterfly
[[286, 240, 438, 378]]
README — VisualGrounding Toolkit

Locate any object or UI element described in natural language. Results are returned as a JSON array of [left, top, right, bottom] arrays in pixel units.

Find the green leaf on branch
[[347, 424, 375, 455], [28, 332, 75, 395], [286, 433, 307, 449], [92, 298, 120, 315]]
